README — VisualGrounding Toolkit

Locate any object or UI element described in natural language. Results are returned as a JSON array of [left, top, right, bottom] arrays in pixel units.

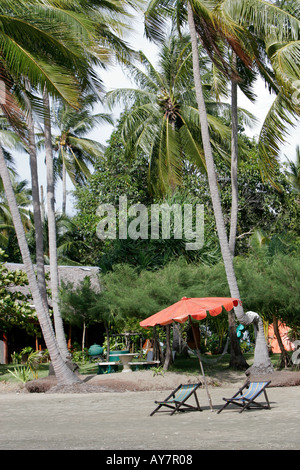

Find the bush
[[7, 347, 49, 382], [71, 346, 89, 364]]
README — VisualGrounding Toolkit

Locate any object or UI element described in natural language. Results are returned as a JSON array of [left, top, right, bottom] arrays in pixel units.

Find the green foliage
[[0, 250, 39, 336], [8, 365, 31, 383], [98, 192, 221, 273], [74, 114, 299, 270], [26, 212, 92, 266], [73, 118, 153, 265], [71, 347, 89, 364], [98, 249, 299, 340], [0, 175, 32, 262], [51, 95, 110, 188], [7, 347, 49, 382], [151, 365, 165, 376], [25, 348, 45, 379], [99, 259, 227, 327], [216, 153, 300, 254], [59, 277, 98, 328], [235, 252, 300, 328], [105, 34, 230, 196]]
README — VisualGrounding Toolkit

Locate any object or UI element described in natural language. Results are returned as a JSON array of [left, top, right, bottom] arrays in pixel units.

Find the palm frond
[[178, 119, 206, 170], [67, 136, 106, 157], [258, 91, 297, 187], [223, 0, 300, 42], [268, 38, 300, 90], [0, 33, 80, 106], [144, 0, 175, 44], [105, 88, 156, 110], [148, 117, 182, 195]]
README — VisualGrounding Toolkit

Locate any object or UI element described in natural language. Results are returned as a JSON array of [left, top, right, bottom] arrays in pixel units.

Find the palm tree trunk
[[24, 87, 48, 312], [163, 324, 173, 370], [43, 87, 70, 362], [62, 159, 67, 214], [0, 146, 80, 385], [187, 2, 272, 374], [229, 52, 239, 257], [228, 52, 243, 367], [228, 303, 246, 369], [187, 3, 243, 309], [153, 325, 164, 363], [82, 321, 86, 351]]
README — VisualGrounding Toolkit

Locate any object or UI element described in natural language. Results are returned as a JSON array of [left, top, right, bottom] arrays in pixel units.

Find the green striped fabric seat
[[162, 384, 198, 403], [236, 381, 270, 402], [150, 383, 202, 415], [217, 381, 271, 414]]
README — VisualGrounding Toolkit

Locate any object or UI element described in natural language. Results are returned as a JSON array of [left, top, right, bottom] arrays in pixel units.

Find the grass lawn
[[0, 353, 284, 384], [0, 363, 51, 384], [0, 362, 99, 384]]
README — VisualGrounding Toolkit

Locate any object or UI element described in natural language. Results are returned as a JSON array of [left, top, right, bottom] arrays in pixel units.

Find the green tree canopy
[[97, 250, 299, 335], [0, 251, 39, 337], [74, 128, 299, 269], [59, 277, 99, 350]]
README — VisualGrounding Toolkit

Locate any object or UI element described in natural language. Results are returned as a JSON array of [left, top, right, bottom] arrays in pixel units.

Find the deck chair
[[150, 383, 202, 416], [217, 381, 271, 414]]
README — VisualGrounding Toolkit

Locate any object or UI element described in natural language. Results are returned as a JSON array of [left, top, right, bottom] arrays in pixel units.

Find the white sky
[[14, 14, 300, 215]]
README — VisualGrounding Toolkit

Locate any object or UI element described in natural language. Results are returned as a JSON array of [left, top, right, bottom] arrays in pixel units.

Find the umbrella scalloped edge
[[140, 297, 241, 328]]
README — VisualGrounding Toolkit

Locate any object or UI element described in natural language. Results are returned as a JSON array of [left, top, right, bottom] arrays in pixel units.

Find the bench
[[128, 360, 160, 371], [97, 361, 120, 374]]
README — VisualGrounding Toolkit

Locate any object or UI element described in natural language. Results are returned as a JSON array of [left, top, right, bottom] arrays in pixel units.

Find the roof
[[5, 263, 101, 299]]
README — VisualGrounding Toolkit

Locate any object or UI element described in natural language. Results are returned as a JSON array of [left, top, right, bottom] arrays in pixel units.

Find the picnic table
[[128, 360, 160, 370], [97, 361, 120, 374], [97, 350, 161, 374], [97, 350, 129, 374]]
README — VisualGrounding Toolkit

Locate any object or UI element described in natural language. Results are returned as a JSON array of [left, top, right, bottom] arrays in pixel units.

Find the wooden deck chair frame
[[150, 383, 202, 416], [217, 381, 271, 414]]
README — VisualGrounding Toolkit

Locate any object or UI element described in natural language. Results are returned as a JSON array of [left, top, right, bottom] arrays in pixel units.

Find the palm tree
[[43, 87, 72, 361], [198, 0, 300, 370], [37, 0, 134, 362], [0, 0, 137, 383], [51, 95, 112, 214], [0, 146, 81, 384], [0, 175, 33, 256], [106, 34, 240, 197], [143, 0, 276, 373], [23, 86, 50, 312], [188, 4, 263, 369], [107, 28, 262, 369], [3, 0, 135, 372], [0, 1, 97, 382], [0, 0, 86, 361], [221, 0, 300, 182]]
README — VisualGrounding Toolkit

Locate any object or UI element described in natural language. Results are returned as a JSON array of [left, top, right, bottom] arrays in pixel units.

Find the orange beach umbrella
[[140, 296, 241, 328], [139, 296, 241, 411]]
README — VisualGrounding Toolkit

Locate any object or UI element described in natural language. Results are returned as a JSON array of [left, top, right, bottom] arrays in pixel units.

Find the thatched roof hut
[[5, 263, 101, 300], [2, 264, 102, 358]]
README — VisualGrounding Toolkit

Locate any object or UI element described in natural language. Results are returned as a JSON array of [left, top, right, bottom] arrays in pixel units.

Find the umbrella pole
[[189, 316, 213, 411]]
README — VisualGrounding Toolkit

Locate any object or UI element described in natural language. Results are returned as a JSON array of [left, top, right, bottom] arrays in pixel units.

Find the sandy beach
[[1, 369, 299, 451]]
